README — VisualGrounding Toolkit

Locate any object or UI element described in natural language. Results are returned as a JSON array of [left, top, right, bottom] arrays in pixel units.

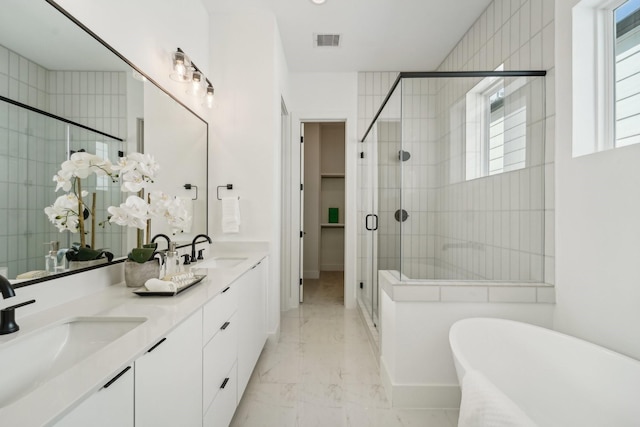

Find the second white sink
[[0, 316, 146, 408], [195, 257, 247, 269]]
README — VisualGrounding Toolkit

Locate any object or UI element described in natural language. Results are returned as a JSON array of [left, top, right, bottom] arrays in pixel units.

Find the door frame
[[283, 111, 356, 311]]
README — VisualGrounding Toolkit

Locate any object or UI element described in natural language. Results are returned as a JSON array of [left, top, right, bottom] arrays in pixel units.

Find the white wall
[[555, 0, 640, 359], [208, 10, 289, 335], [289, 72, 358, 309]]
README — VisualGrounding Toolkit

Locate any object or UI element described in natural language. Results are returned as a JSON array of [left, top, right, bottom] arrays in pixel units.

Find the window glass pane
[[615, 0, 640, 147]]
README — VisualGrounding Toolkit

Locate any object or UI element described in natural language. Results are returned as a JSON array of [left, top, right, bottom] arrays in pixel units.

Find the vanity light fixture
[[310, 0, 327, 4], [170, 47, 215, 108]]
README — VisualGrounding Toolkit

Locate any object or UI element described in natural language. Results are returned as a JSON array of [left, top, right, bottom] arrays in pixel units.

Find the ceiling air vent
[[314, 33, 341, 47]]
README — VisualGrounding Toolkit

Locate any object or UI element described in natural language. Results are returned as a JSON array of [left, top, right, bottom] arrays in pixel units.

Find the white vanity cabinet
[[237, 258, 268, 399], [135, 310, 203, 427], [202, 283, 239, 426], [54, 365, 134, 427], [48, 254, 268, 427]]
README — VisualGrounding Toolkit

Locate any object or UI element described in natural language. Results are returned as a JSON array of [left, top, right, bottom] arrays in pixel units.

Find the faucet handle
[[182, 254, 191, 265], [197, 249, 205, 260], [0, 299, 36, 335]]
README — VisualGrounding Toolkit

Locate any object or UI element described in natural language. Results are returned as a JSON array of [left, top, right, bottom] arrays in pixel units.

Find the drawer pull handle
[[222, 286, 230, 293], [221, 321, 230, 330], [103, 366, 131, 389], [220, 378, 229, 389], [147, 337, 167, 353]]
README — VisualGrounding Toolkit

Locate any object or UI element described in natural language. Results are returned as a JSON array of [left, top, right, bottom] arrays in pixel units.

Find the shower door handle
[[365, 214, 379, 231], [365, 214, 373, 230]]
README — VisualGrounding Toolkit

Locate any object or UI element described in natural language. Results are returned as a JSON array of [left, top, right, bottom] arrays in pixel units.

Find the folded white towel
[[145, 278, 178, 293], [221, 197, 240, 234], [458, 370, 537, 427]]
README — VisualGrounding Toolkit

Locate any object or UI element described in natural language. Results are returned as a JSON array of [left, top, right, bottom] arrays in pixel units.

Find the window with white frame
[[615, 0, 640, 147], [572, 0, 640, 155], [465, 68, 527, 181]]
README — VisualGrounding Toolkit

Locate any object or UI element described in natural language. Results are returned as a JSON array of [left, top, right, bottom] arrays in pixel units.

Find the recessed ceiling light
[[310, 0, 326, 4]]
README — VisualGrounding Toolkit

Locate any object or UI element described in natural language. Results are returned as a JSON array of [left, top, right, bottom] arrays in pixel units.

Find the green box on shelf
[[328, 208, 339, 223]]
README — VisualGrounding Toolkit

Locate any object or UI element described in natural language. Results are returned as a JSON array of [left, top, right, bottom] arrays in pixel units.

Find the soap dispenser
[[44, 241, 60, 275], [165, 242, 180, 277]]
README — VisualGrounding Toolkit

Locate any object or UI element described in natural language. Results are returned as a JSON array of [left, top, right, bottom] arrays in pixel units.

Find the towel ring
[[217, 184, 234, 200], [183, 184, 198, 200]]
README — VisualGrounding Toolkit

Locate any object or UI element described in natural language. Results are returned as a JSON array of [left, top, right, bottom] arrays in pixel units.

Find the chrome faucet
[[191, 234, 212, 263], [0, 275, 35, 335]]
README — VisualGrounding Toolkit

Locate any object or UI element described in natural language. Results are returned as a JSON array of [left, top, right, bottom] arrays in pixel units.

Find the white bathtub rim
[[449, 317, 640, 426], [449, 317, 640, 384]]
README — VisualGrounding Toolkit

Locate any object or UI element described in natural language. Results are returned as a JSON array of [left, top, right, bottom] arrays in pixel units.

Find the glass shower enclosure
[[358, 71, 547, 327]]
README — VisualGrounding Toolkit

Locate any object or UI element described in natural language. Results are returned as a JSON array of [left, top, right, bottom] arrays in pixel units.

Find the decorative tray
[[133, 275, 207, 296]]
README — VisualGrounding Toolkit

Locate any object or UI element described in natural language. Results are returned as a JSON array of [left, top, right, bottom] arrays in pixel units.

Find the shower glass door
[[357, 86, 402, 327]]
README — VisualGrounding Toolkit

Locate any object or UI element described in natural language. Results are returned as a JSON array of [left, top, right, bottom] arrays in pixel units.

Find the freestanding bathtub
[[449, 318, 640, 426]]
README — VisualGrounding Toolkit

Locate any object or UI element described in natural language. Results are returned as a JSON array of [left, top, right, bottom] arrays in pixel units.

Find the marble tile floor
[[230, 271, 459, 427]]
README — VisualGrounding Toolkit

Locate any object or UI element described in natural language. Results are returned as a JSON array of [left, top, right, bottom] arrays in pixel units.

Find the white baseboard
[[380, 356, 461, 409], [304, 270, 319, 279]]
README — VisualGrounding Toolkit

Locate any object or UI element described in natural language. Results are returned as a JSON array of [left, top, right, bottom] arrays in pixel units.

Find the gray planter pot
[[68, 258, 109, 271], [124, 259, 160, 288]]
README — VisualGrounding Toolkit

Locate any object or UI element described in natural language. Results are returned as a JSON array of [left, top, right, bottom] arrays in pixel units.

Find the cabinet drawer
[[203, 362, 237, 427], [203, 313, 238, 410], [203, 283, 238, 344]]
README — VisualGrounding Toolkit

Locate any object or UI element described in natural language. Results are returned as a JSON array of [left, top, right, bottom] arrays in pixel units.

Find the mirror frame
[[10, 0, 209, 288]]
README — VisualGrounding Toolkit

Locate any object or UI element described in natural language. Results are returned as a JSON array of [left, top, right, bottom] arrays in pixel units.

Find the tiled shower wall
[[357, 0, 555, 284], [0, 45, 126, 278]]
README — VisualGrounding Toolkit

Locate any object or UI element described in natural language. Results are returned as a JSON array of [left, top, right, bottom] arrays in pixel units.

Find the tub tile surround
[[380, 270, 555, 304], [0, 243, 268, 426]]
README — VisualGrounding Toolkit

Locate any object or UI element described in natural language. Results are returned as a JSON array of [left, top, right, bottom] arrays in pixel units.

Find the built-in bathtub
[[377, 270, 555, 409], [449, 317, 640, 426]]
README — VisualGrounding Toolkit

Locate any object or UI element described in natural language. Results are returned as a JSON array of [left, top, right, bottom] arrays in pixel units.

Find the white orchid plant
[[44, 151, 191, 263]]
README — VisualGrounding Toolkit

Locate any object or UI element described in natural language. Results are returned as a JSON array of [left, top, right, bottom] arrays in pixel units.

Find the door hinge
[[360, 152, 365, 159], [300, 231, 303, 238], [300, 136, 304, 143], [300, 183, 304, 191], [360, 282, 363, 289], [299, 278, 303, 285]]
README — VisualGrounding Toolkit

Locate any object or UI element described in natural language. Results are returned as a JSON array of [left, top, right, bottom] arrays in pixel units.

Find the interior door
[[299, 122, 305, 303]]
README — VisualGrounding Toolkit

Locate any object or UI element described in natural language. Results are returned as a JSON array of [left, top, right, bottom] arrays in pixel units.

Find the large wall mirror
[[0, 0, 208, 285]]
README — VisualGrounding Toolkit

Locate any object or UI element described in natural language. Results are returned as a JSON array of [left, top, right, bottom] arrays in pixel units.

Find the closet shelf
[[321, 223, 345, 228], [320, 173, 345, 178]]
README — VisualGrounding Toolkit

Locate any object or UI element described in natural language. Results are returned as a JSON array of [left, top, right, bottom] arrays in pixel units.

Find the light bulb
[[204, 86, 215, 108], [170, 50, 192, 82], [188, 71, 205, 96]]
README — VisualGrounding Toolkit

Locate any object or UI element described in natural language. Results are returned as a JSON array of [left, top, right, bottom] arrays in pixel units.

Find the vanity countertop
[[0, 247, 268, 427]]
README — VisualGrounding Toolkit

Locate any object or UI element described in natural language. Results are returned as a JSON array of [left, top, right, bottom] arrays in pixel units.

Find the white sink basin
[[0, 316, 146, 408], [195, 257, 247, 269]]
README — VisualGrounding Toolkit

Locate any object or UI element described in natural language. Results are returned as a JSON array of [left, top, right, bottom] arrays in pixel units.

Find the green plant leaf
[[128, 247, 155, 263]]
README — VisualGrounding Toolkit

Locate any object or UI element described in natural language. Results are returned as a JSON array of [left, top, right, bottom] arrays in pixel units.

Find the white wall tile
[[489, 286, 536, 302]]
